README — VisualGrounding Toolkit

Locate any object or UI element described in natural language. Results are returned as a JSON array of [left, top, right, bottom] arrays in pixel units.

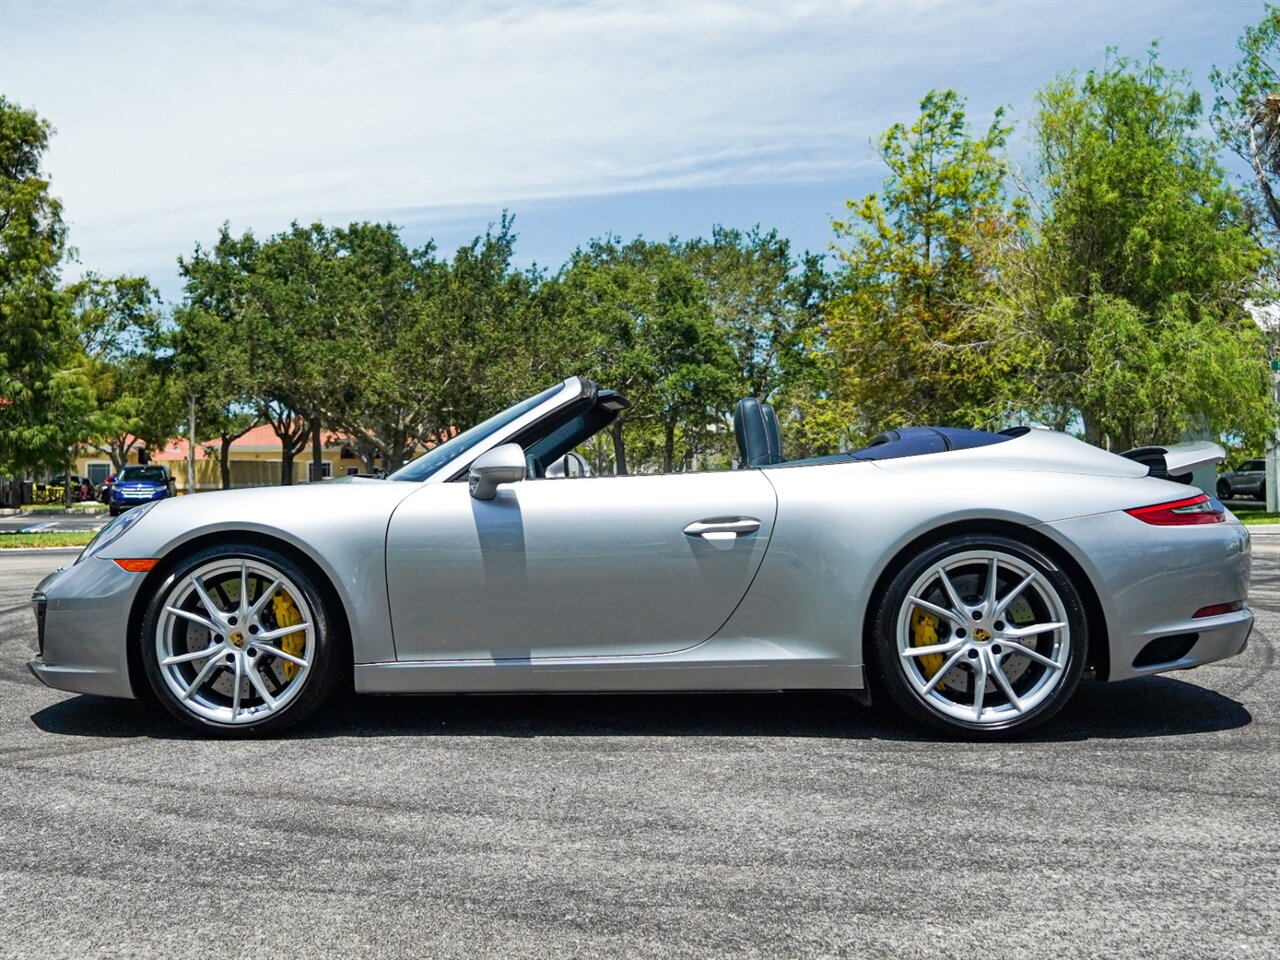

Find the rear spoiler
[[1120, 441, 1227, 481]]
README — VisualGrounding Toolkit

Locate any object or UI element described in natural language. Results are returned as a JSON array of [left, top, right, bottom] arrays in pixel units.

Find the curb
[[0, 547, 84, 557]]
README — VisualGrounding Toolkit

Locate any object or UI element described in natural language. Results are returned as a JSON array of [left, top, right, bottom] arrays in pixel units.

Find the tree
[[70, 274, 179, 471], [563, 237, 738, 473], [176, 227, 263, 488], [0, 97, 93, 482], [246, 224, 339, 484], [1211, 5, 1280, 239], [684, 226, 832, 458], [310, 222, 447, 474], [1004, 49, 1273, 450], [826, 90, 1026, 444]]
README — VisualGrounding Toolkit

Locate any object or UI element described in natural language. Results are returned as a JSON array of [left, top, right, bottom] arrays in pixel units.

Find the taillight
[[1193, 601, 1243, 619], [1125, 494, 1225, 526]]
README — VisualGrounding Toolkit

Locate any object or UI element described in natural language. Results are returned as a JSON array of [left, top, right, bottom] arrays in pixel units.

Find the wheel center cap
[[229, 631, 245, 648], [973, 628, 991, 642]]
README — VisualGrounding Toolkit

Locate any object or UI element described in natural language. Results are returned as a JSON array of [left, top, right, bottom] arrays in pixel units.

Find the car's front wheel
[[869, 534, 1088, 738], [140, 544, 345, 735]]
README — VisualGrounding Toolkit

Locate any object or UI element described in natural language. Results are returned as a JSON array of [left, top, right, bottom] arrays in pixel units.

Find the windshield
[[120, 466, 168, 482], [388, 384, 564, 482]]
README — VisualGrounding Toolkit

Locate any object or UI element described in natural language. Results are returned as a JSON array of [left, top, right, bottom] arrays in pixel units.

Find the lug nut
[[248, 625, 258, 635], [966, 649, 978, 659], [994, 621, 1005, 631], [225, 653, 235, 663], [955, 628, 967, 638], [228, 616, 238, 626]]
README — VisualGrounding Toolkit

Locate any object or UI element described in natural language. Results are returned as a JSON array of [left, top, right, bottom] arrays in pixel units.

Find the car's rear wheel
[[140, 544, 345, 735], [1258, 481, 1267, 503], [1216, 479, 1232, 500], [870, 534, 1087, 739]]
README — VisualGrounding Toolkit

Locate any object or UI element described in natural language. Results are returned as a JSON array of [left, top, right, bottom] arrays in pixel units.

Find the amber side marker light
[[1193, 601, 1244, 619], [113, 559, 159, 573], [1125, 494, 1225, 526]]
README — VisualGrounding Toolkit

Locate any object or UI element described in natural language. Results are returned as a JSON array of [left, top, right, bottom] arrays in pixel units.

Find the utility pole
[[187, 392, 197, 497], [1267, 359, 1279, 513]]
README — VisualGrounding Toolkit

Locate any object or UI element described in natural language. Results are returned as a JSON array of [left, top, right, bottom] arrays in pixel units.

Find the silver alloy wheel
[[895, 549, 1071, 725], [154, 558, 316, 726]]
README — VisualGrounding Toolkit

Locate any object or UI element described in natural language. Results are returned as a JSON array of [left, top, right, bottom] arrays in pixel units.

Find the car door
[[385, 470, 777, 660], [1245, 460, 1265, 494]]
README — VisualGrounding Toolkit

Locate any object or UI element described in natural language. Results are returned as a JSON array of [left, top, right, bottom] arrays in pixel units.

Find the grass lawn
[[0, 531, 95, 549], [20, 503, 106, 514], [1241, 512, 1280, 525]]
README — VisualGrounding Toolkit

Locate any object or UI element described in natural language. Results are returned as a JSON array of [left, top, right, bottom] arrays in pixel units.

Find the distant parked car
[[48, 474, 94, 502], [109, 465, 175, 516], [1217, 459, 1267, 501], [98, 473, 117, 504]]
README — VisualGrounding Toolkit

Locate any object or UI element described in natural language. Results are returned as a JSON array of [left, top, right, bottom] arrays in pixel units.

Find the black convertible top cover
[[851, 426, 1011, 461], [773, 426, 1012, 469]]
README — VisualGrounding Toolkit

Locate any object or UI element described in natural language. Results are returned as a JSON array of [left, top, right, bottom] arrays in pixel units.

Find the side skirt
[[355, 657, 863, 695]]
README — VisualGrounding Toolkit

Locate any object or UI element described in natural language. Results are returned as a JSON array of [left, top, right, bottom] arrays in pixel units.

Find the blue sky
[[0, 0, 1264, 301]]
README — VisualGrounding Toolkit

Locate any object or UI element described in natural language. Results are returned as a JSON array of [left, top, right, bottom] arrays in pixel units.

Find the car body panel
[[385, 470, 778, 660], [93, 479, 419, 665]]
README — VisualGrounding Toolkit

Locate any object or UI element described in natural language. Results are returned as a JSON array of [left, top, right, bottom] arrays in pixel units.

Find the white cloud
[[0, 0, 1252, 284]]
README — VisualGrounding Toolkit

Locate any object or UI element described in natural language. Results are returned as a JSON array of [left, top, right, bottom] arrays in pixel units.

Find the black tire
[[140, 542, 347, 736], [109, 505, 119, 517], [1216, 479, 1231, 501], [1258, 481, 1267, 503], [868, 533, 1089, 739]]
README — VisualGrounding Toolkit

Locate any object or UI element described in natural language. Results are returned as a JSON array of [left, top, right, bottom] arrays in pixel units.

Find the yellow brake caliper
[[270, 590, 306, 681], [911, 608, 946, 691]]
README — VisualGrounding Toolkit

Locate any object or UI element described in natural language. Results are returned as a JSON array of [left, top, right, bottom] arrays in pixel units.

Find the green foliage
[[0, 96, 93, 477], [69, 273, 178, 469], [826, 90, 1026, 444], [684, 226, 832, 458], [563, 237, 739, 472], [1006, 48, 1274, 450]]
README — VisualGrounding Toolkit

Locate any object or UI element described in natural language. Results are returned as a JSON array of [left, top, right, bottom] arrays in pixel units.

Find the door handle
[[683, 517, 761, 539]]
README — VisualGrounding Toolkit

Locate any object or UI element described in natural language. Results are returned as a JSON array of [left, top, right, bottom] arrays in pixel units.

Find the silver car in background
[[29, 377, 1253, 738]]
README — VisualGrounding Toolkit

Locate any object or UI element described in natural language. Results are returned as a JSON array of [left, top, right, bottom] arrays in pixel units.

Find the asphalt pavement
[[0, 513, 109, 533], [0, 537, 1276, 959]]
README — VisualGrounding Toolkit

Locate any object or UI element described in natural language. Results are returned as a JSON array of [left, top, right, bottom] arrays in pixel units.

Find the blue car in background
[[109, 465, 175, 516]]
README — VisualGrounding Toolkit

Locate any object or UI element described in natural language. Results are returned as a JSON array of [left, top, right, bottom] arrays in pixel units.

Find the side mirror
[[469, 443, 526, 500]]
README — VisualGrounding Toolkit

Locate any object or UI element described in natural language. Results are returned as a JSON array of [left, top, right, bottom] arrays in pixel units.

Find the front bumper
[[26, 557, 146, 700], [1043, 513, 1253, 682], [113, 490, 167, 509]]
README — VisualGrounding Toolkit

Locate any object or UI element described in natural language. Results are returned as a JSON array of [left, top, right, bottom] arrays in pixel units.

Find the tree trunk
[[663, 422, 675, 474], [611, 419, 628, 476], [187, 393, 197, 496], [219, 438, 233, 489], [310, 418, 323, 482], [281, 447, 294, 486], [1080, 409, 1103, 448]]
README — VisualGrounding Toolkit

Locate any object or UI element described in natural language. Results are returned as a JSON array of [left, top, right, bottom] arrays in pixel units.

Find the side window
[[1247, 460, 1265, 472]]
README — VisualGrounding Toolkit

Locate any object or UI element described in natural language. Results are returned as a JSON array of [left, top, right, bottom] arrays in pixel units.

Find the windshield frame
[[119, 466, 169, 483], [387, 378, 583, 483]]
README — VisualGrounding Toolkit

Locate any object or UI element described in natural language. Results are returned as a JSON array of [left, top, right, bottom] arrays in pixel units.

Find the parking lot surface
[[1, 537, 1277, 959]]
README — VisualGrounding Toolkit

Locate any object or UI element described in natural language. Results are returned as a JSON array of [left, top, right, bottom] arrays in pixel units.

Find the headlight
[[78, 501, 158, 563]]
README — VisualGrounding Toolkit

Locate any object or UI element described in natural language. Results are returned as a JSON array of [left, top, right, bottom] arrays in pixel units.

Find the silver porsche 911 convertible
[[29, 377, 1252, 738]]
